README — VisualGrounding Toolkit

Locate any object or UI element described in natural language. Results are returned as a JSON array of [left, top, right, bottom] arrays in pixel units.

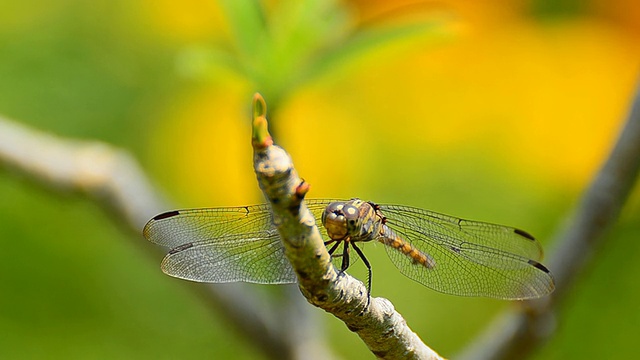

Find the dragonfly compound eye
[[342, 204, 360, 231], [322, 202, 348, 240]]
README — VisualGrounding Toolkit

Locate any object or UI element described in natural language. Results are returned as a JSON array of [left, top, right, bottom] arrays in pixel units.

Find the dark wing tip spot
[[514, 228, 535, 241], [528, 259, 551, 274], [153, 210, 180, 221], [168, 243, 194, 255]]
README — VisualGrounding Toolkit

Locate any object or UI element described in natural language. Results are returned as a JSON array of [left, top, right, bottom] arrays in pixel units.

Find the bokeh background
[[1, 0, 639, 358]]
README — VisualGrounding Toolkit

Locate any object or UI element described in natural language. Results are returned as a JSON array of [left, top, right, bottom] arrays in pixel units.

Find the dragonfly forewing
[[143, 205, 276, 248], [379, 205, 544, 261]]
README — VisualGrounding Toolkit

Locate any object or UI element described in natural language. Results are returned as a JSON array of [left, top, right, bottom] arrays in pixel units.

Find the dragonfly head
[[321, 201, 360, 240]]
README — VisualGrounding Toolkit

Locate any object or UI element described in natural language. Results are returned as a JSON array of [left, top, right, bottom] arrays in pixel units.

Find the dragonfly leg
[[340, 240, 350, 274], [351, 241, 371, 305], [327, 240, 341, 256]]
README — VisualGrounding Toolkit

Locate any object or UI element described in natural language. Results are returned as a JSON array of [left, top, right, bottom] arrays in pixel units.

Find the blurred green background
[[1, 0, 639, 358]]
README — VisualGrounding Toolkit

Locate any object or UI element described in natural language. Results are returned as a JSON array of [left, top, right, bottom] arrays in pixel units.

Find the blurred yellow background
[[1, 0, 639, 359]]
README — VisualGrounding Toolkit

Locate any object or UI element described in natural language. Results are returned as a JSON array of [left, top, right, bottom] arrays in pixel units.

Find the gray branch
[[0, 116, 333, 360], [251, 97, 444, 360], [458, 79, 640, 359]]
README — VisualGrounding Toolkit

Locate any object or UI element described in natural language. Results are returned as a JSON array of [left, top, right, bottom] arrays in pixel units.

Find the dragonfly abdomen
[[380, 231, 436, 269]]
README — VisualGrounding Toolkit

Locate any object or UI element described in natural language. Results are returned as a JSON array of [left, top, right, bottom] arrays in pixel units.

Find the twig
[[0, 116, 330, 360], [458, 79, 640, 359], [251, 94, 444, 360]]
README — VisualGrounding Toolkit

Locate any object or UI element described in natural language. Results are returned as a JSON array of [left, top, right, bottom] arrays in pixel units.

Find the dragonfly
[[143, 199, 555, 300]]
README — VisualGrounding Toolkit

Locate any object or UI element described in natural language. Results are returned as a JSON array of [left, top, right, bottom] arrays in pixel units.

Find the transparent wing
[[161, 230, 297, 284], [143, 204, 276, 248], [142, 200, 340, 283], [377, 204, 554, 300]]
